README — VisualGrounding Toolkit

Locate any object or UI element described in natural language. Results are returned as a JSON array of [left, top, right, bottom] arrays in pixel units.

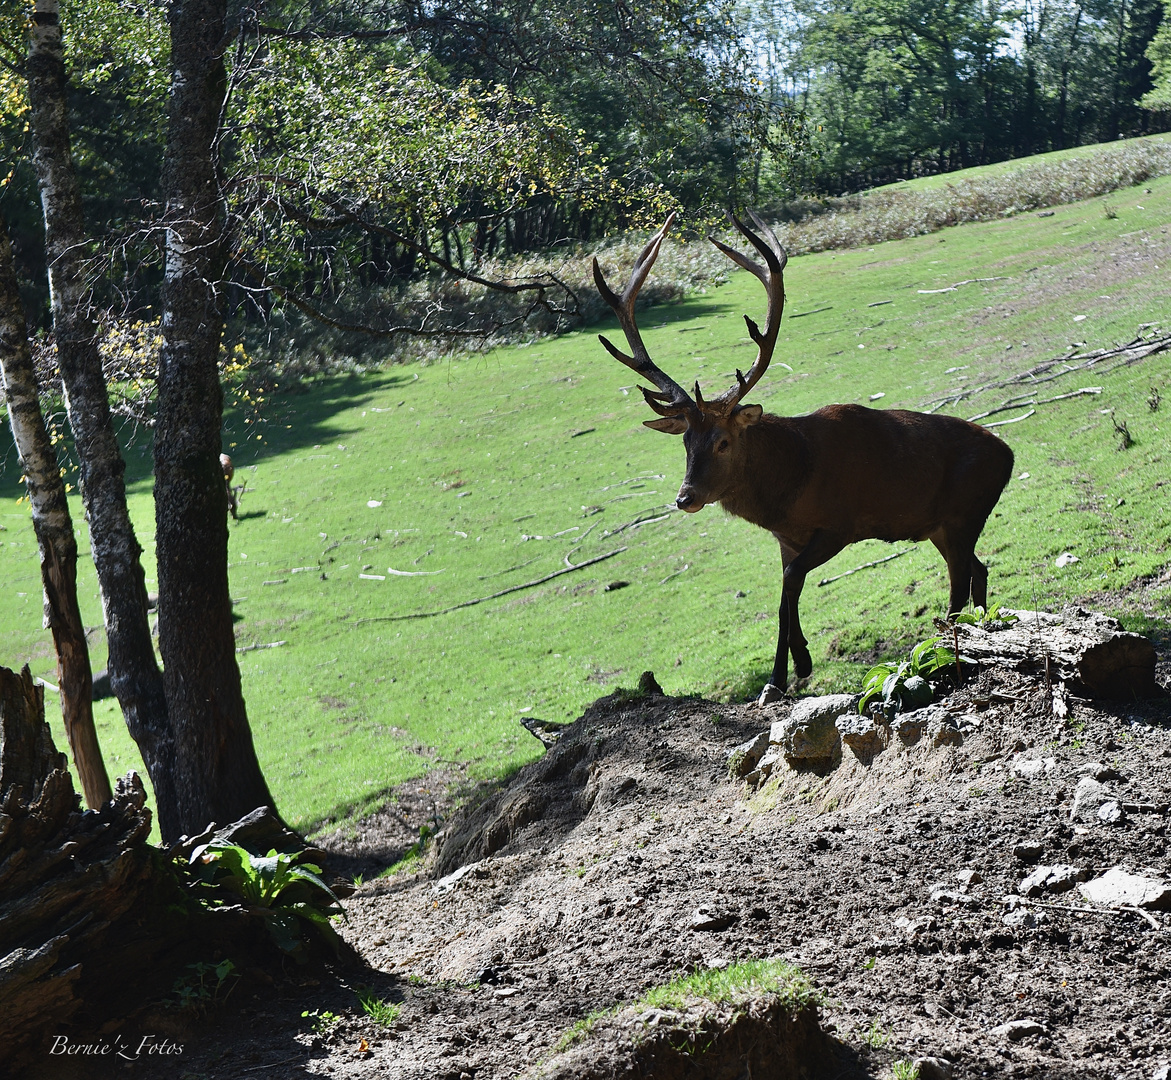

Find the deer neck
[[716, 414, 810, 530]]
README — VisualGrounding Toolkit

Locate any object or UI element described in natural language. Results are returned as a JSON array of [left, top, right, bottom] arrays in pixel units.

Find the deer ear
[[733, 404, 763, 427], [644, 416, 687, 435]]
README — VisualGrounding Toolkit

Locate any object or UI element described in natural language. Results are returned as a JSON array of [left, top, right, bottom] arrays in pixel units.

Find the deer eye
[[716, 439, 730, 454]]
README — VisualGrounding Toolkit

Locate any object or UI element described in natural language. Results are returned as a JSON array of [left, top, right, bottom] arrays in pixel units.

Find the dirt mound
[[524, 996, 827, 1080], [85, 625, 1171, 1080]]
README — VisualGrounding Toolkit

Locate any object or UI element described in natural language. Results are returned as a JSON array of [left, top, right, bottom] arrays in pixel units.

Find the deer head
[[592, 212, 788, 512]]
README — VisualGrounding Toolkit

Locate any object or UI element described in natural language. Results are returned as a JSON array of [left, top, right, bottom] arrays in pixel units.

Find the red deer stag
[[592, 212, 1014, 704]]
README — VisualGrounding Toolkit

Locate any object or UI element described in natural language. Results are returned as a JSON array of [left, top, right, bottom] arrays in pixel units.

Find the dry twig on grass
[[354, 547, 628, 623], [817, 547, 912, 587]]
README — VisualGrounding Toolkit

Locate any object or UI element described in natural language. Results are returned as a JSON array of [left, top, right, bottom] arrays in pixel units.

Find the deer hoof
[[756, 683, 785, 707], [792, 646, 813, 679]]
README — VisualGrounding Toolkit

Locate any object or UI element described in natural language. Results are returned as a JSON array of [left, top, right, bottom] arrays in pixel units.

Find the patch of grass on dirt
[[639, 959, 816, 1012], [551, 960, 815, 1054], [356, 988, 400, 1026]]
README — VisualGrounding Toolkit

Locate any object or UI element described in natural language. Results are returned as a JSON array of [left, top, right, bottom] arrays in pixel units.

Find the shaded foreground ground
[[46, 617, 1171, 1080]]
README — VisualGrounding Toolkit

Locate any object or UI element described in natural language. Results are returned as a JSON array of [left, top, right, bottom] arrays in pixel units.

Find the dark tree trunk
[[156, 0, 276, 839], [0, 666, 190, 1069], [0, 665, 290, 1072], [0, 216, 110, 809], [25, 0, 178, 829]]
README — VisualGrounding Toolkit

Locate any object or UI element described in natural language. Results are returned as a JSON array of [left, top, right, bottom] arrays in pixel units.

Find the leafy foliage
[[952, 604, 1020, 629], [748, 0, 1169, 193], [1144, 0, 1171, 110], [188, 841, 345, 960], [169, 959, 238, 1012], [858, 637, 965, 717]]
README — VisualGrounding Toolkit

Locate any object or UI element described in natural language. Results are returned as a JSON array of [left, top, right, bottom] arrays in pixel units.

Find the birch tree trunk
[[157, 0, 276, 837], [0, 217, 110, 809], [26, 0, 179, 834]]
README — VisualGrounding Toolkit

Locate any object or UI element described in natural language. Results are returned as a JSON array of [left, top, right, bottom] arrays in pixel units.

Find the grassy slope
[[874, 131, 1171, 192], [2, 160, 1169, 838]]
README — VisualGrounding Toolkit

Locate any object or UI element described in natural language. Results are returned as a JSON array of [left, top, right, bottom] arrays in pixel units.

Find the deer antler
[[592, 214, 696, 417], [709, 211, 788, 411]]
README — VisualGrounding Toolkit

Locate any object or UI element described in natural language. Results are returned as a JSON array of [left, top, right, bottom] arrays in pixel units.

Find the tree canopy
[[747, 0, 1169, 193]]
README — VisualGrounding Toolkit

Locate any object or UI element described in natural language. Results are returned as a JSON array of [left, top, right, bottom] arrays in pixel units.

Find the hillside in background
[[1, 144, 1169, 842]]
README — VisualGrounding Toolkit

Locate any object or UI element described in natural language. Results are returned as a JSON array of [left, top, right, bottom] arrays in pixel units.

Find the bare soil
[[39, 644, 1171, 1080]]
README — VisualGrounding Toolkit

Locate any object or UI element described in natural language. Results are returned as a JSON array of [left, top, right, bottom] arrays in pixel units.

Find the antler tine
[[592, 214, 694, 411], [709, 210, 788, 408]]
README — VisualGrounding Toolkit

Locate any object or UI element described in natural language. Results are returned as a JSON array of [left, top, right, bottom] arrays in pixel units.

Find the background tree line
[[747, 0, 1171, 195]]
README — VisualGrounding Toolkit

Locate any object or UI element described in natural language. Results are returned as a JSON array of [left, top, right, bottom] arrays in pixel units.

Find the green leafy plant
[[170, 959, 237, 1011], [356, 987, 401, 1026], [189, 841, 345, 960], [301, 1008, 341, 1034], [891, 1060, 920, 1080], [952, 603, 1019, 628], [858, 636, 964, 717]]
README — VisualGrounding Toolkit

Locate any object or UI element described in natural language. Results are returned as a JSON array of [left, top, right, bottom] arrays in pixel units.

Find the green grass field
[[3, 145, 1170, 839]]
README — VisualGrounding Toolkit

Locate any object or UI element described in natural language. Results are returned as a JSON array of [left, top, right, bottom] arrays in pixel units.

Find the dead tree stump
[[0, 665, 209, 1066], [956, 608, 1161, 699]]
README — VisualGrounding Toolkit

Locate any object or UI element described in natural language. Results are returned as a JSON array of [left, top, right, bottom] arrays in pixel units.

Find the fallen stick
[[354, 548, 628, 623], [817, 547, 911, 587], [787, 305, 833, 319], [984, 408, 1035, 428], [917, 276, 1009, 294], [1021, 898, 1161, 930], [236, 640, 287, 653], [967, 386, 1102, 422], [924, 332, 1171, 411], [602, 506, 677, 538]]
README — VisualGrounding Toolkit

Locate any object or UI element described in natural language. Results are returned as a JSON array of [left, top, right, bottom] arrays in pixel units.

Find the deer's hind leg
[[970, 554, 989, 610], [930, 528, 980, 616]]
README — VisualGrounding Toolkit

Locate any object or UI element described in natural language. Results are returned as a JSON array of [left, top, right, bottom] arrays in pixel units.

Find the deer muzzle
[[676, 488, 705, 513]]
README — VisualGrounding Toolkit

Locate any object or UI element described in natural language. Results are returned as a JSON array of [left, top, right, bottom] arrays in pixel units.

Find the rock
[[727, 732, 769, 778], [770, 694, 855, 763], [1010, 755, 1055, 780], [1151, 1065, 1170, 1080], [1069, 777, 1110, 824], [90, 669, 113, 701], [1012, 840, 1045, 863], [756, 748, 782, 778], [686, 907, 738, 932], [956, 869, 983, 887], [1097, 800, 1127, 825], [1079, 761, 1126, 783], [927, 712, 963, 748], [1078, 868, 1171, 910], [894, 914, 936, 936], [1018, 864, 1088, 897], [930, 886, 978, 909], [892, 705, 945, 745], [836, 713, 886, 759], [991, 1019, 1045, 1041], [956, 713, 983, 733], [914, 1056, 954, 1080], [1003, 907, 1040, 928], [433, 861, 489, 895]]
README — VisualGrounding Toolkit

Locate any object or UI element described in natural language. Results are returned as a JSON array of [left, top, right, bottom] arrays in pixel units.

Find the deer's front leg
[[757, 532, 848, 705]]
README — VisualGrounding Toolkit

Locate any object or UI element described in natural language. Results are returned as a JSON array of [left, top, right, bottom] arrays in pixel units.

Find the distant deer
[[220, 453, 238, 519], [593, 213, 1014, 703]]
